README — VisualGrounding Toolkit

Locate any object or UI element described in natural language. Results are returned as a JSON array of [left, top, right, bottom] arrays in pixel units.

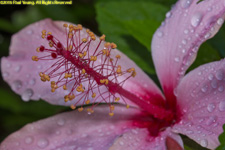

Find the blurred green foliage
[[0, 0, 224, 149], [216, 124, 225, 150]]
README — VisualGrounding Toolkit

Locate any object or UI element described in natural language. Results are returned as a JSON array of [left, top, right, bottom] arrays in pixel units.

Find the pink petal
[[152, 0, 225, 101], [0, 105, 183, 150], [173, 60, 225, 149], [1, 19, 164, 108]]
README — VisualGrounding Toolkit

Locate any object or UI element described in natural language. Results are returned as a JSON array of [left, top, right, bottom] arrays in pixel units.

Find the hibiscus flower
[[1, 0, 225, 149]]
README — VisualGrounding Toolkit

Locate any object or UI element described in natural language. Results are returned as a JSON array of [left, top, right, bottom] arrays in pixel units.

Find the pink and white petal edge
[[0, 105, 183, 150], [1, 19, 164, 107], [173, 59, 225, 149], [152, 0, 225, 98]]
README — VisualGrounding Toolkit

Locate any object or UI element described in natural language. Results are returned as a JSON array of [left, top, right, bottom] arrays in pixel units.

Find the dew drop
[[21, 89, 33, 101], [215, 70, 224, 80], [174, 57, 180, 62], [2, 72, 9, 78], [181, 0, 193, 8], [206, 116, 217, 125], [207, 103, 215, 113], [208, 74, 213, 80], [184, 29, 189, 34], [166, 12, 172, 18], [37, 138, 49, 148], [217, 18, 224, 26], [211, 79, 218, 89], [29, 79, 36, 85], [201, 85, 208, 93], [219, 100, 225, 111], [14, 65, 22, 72], [26, 30, 33, 35], [191, 12, 203, 27], [218, 85, 224, 92], [25, 136, 33, 144], [12, 80, 22, 91], [182, 39, 187, 45], [157, 31, 163, 37], [119, 141, 124, 146], [200, 139, 208, 147], [57, 118, 65, 126]]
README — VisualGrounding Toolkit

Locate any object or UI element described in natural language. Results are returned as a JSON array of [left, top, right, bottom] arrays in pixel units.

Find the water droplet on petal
[[191, 12, 203, 27], [157, 31, 163, 37], [201, 85, 208, 93], [217, 18, 224, 26], [21, 89, 33, 101], [166, 12, 172, 18], [181, 0, 193, 8], [207, 103, 215, 113], [57, 118, 65, 126], [119, 141, 124, 146], [37, 138, 49, 148], [29, 78, 36, 85], [26, 30, 33, 35], [184, 29, 189, 34], [2, 72, 9, 78], [206, 116, 217, 125], [25, 136, 33, 144], [200, 139, 208, 147], [14, 65, 22, 72], [208, 74, 214, 80], [12, 80, 22, 91], [219, 100, 225, 111], [215, 70, 224, 80], [211, 79, 218, 89], [174, 57, 180, 62], [218, 85, 224, 92]]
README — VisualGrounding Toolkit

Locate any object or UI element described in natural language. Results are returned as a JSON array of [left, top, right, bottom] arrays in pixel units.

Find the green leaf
[[0, 18, 18, 33], [216, 124, 225, 150], [96, 1, 168, 74]]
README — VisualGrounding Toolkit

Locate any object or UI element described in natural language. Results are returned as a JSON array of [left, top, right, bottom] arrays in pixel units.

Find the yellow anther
[[51, 88, 55, 93], [81, 68, 86, 74], [42, 35, 45, 39], [104, 42, 110, 48], [109, 112, 114, 116], [79, 53, 83, 58], [63, 23, 68, 28], [64, 95, 69, 102], [86, 29, 90, 33], [110, 105, 115, 111], [64, 73, 68, 78], [127, 68, 135, 73], [83, 51, 87, 57], [88, 32, 94, 37], [126, 105, 130, 109], [41, 77, 46, 82], [69, 24, 74, 29], [100, 34, 106, 41], [90, 56, 97, 61], [51, 81, 55, 85], [115, 97, 120, 102], [44, 74, 50, 81], [92, 93, 96, 98], [73, 26, 79, 30], [116, 55, 121, 59], [68, 45, 73, 51], [111, 43, 117, 49], [132, 71, 136, 77], [78, 107, 83, 112], [106, 50, 110, 56], [100, 79, 104, 84], [105, 79, 109, 85], [110, 58, 113, 62], [70, 104, 76, 110], [68, 32, 73, 38], [39, 72, 44, 77], [91, 35, 96, 41], [63, 85, 67, 90], [49, 41, 53, 47], [87, 108, 94, 113], [102, 49, 106, 55], [69, 94, 75, 100], [77, 24, 83, 30], [116, 65, 122, 75], [76, 84, 84, 92], [68, 73, 72, 78], [32, 56, 39, 61], [36, 47, 40, 52], [85, 99, 90, 104], [47, 32, 52, 35], [42, 30, 46, 34], [82, 38, 87, 43]]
